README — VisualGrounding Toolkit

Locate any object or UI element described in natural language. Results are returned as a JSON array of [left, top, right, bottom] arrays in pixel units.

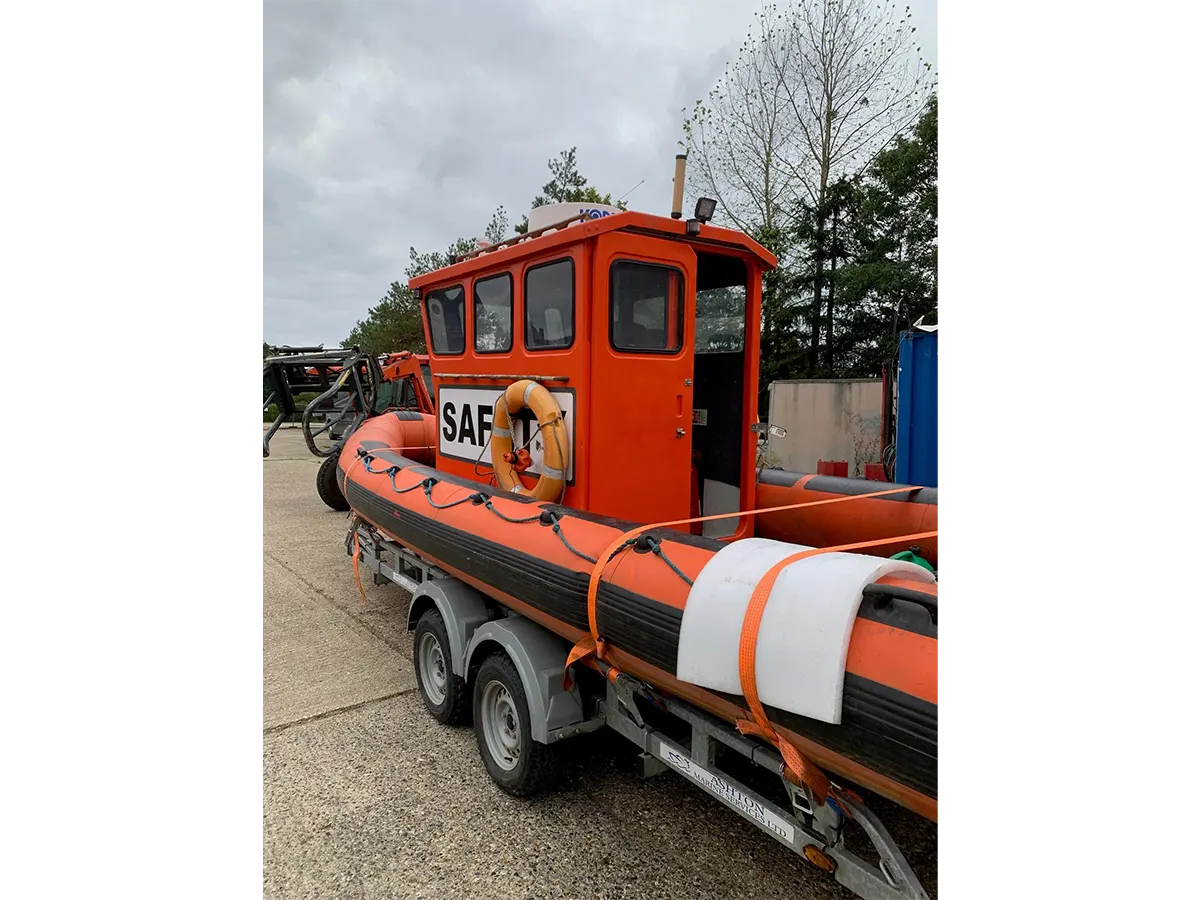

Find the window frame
[[523, 257, 576, 352], [423, 283, 467, 357], [472, 272, 514, 354], [607, 259, 686, 356]]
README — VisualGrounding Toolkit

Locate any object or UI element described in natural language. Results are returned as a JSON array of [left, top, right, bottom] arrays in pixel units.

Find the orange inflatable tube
[[338, 412, 938, 822], [755, 470, 938, 568]]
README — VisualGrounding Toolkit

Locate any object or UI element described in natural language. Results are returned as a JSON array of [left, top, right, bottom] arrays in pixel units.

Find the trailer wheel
[[472, 651, 558, 797], [412, 610, 470, 724], [315, 453, 350, 511]]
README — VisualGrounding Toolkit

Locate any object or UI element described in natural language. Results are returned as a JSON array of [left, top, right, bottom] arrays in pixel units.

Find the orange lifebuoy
[[491, 379, 568, 501]]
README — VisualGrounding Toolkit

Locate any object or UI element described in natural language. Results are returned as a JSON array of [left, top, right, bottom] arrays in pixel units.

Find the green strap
[[889, 549, 936, 574]]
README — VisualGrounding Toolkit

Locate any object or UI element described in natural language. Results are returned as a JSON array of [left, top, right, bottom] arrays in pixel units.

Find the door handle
[[676, 428, 686, 438]]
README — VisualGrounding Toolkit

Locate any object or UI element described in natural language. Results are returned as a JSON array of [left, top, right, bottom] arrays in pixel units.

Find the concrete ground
[[263, 425, 937, 899]]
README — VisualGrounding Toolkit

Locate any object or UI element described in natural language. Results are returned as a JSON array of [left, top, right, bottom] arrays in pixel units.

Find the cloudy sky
[[264, 0, 937, 347]]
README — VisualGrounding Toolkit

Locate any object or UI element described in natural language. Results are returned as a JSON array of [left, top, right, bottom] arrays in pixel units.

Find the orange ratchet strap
[[562, 485, 936, 801], [352, 528, 368, 606], [733, 530, 937, 802]]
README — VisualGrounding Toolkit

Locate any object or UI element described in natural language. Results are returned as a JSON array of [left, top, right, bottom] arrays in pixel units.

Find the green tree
[[342, 207, 509, 356], [784, 175, 862, 374], [343, 148, 627, 353], [834, 92, 937, 375], [513, 147, 627, 233], [483, 206, 509, 245], [343, 281, 427, 356], [405, 236, 478, 279]]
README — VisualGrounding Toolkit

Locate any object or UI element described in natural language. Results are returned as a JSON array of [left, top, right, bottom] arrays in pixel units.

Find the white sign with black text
[[438, 386, 576, 482], [653, 742, 796, 843]]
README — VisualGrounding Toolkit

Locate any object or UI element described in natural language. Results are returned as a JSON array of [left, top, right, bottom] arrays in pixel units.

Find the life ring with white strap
[[491, 379, 568, 501]]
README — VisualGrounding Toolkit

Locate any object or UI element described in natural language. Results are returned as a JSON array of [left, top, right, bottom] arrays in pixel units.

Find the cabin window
[[609, 261, 684, 353], [524, 258, 574, 350], [424, 285, 465, 355], [695, 254, 748, 353], [375, 376, 417, 412], [694, 285, 746, 353], [473, 273, 513, 353]]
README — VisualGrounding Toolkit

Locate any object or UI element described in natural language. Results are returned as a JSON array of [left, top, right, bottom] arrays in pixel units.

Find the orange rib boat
[[337, 203, 937, 823], [338, 410, 936, 820]]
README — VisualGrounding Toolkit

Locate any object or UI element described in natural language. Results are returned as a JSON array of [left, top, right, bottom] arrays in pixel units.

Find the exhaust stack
[[670, 154, 687, 219]]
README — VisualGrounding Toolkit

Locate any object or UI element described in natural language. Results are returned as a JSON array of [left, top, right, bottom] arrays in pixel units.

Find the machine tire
[[316, 453, 350, 511], [413, 610, 470, 725], [472, 651, 558, 797]]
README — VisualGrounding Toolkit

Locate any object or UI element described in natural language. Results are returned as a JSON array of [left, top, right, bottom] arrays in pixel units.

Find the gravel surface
[[263, 426, 937, 899]]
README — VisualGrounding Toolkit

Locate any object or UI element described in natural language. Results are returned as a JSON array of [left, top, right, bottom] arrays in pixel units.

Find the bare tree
[[684, 0, 932, 373], [766, 0, 933, 369], [681, 9, 810, 399], [681, 9, 800, 244]]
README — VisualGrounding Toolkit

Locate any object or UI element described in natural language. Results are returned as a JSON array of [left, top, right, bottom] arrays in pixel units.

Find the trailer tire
[[472, 651, 558, 797], [413, 610, 470, 725], [316, 453, 350, 511]]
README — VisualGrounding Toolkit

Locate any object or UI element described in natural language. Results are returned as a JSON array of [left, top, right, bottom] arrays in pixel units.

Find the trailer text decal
[[654, 743, 795, 843], [437, 385, 576, 482]]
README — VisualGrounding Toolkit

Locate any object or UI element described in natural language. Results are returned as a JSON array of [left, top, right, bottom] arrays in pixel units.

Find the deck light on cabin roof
[[687, 197, 717, 235]]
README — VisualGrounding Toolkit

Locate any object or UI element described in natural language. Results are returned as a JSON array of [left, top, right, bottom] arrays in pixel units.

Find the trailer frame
[[349, 522, 931, 900]]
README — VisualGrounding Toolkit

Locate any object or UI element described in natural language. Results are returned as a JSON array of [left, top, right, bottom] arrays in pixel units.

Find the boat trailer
[[348, 521, 931, 900]]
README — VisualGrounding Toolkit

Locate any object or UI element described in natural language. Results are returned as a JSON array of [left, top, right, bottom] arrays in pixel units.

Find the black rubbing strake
[[340, 464, 938, 799]]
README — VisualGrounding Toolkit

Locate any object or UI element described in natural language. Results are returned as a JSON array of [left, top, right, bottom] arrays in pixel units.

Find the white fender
[[675, 538, 934, 724]]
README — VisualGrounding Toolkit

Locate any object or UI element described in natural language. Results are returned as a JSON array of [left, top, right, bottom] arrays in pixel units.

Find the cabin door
[[588, 233, 696, 526]]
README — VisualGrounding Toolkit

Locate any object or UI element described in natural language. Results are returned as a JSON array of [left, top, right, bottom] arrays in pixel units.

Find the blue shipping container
[[895, 330, 937, 488]]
